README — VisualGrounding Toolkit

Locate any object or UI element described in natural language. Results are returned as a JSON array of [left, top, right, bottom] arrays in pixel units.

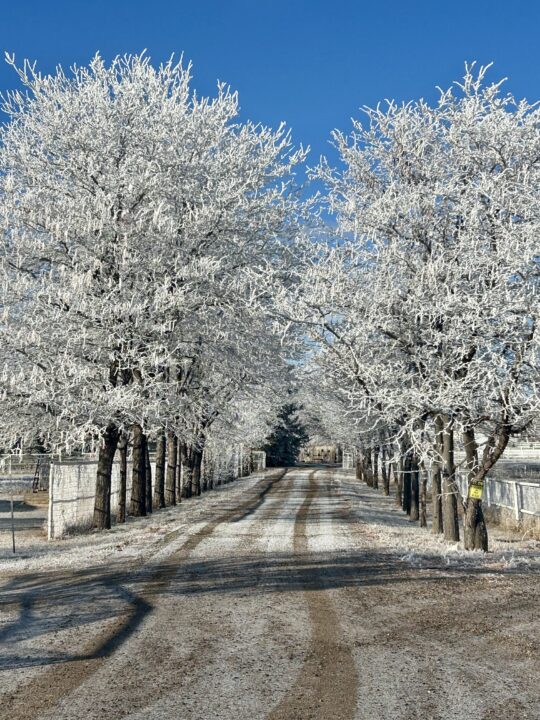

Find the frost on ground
[[333, 468, 540, 573], [1, 467, 539, 720], [0, 472, 269, 577], [3, 467, 539, 578]]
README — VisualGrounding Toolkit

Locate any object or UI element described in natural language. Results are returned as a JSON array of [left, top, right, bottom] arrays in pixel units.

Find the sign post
[[9, 456, 15, 553]]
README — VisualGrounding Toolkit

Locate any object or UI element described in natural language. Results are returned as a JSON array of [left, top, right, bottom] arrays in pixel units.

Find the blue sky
[[1, 0, 539, 167]]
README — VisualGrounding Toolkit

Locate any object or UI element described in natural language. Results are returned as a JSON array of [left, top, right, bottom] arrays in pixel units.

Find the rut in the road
[[268, 471, 358, 720], [4, 470, 288, 720]]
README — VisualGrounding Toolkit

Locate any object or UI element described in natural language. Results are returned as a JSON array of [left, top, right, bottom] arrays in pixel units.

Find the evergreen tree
[[263, 404, 308, 466]]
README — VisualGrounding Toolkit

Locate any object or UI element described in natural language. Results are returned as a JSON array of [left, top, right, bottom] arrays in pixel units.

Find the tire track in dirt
[[90, 470, 301, 720], [4, 469, 289, 720], [314, 468, 540, 720], [267, 470, 358, 720]]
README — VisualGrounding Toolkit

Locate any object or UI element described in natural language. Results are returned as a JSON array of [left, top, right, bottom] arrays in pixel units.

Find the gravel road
[[1, 467, 538, 720]]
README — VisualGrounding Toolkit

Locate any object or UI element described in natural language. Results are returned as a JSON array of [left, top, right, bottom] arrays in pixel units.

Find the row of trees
[[0, 53, 304, 527], [1, 54, 538, 549], [281, 64, 539, 551]]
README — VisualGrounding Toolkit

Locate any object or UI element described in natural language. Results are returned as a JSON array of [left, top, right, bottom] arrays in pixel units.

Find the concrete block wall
[[48, 458, 156, 539]]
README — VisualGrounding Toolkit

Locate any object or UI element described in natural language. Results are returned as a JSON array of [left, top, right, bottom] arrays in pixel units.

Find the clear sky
[[1, 0, 539, 167]]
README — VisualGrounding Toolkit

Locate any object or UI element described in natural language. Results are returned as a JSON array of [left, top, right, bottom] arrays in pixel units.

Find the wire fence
[[342, 447, 540, 521], [456, 473, 540, 521]]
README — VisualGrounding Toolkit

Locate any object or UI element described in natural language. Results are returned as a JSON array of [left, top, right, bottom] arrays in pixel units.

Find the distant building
[[298, 445, 341, 464]]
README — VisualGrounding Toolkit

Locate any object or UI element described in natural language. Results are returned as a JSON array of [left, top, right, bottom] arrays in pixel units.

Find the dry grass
[[484, 505, 540, 540]]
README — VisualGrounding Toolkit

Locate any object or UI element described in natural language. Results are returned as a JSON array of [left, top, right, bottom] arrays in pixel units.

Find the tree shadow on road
[[0, 541, 531, 673], [0, 467, 536, 675]]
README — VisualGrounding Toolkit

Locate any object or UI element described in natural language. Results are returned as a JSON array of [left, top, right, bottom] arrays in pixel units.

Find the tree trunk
[[153, 430, 166, 509], [381, 446, 390, 496], [194, 450, 203, 495], [191, 448, 202, 496], [402, 455, 412, 515], [205, 451, 213, 491], [419, 462, 428, 528], [93, 423, 119, 530], [431, 465, 443, 533], [395, 457, 404, 507], [366, 450, 374, 486], [130, 424, 146, 517], [238, 446, 244, 478], [463, 498, 488, 551], [201, 451, 208, 492], [176, 439, 183, 501], [372, 446, 379, 490], [363, 451, 373, 487], [117, 435, 128, 524], [431, 415, 444, 534], [183, 445, 193, 497], [180, 443, 191, 498], [409, 457, 419, 521], [355, 450, 362, 481], [145, 436, 152, 514], [441, 414, 459, 542], [165, 431, 177, 506], [463, 426, 488, 551]]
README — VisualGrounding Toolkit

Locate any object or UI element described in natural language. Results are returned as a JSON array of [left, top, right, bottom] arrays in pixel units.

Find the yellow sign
[[468, 482, 483, 500]]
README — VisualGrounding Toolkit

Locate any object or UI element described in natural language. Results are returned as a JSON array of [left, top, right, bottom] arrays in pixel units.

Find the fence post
[[9, 458, 15, 554], [512, 482, 521, 522], [47, 463, 54, 540]]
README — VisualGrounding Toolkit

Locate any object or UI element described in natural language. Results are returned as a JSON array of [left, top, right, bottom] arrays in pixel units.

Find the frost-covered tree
[[0, 52, 307, 528], [283, 65, 540, 551]]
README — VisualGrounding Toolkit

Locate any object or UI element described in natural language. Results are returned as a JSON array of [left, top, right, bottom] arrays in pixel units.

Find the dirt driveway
[[0, 467, 538, 719]]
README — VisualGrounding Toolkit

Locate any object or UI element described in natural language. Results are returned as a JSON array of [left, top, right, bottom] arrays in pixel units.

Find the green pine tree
[[263, 404, 309, 467]]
